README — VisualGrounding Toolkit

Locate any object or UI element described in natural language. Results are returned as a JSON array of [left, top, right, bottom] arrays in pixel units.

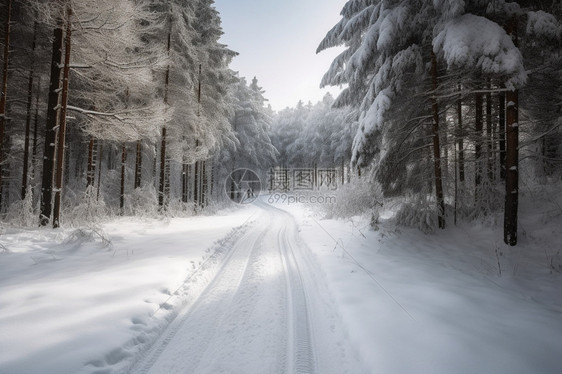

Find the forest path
[[129, 199, 364, 374]]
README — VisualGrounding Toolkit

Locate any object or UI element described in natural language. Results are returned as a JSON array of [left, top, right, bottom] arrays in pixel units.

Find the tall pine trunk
[[22, 22, 38, 200], [193, 141, 200, 208], [158, 21, 171, 209], [0, 0, 12, 207], [474, 92, 483, 196], [182, 158, 188, 203], [40, 23, 64, 226], [86, 136, 96, 187], [504, 89, 519, 245], [431, 51, 445, 229], [134, 140, 142, 189], [457, 84, 465, 182], [52, 5, 72, 228], [504, 16, 519, 246], [96, 142, 103, 201], [120, 143, 126, 213], [31, 77, 41, 181], [201, 160, 207, 207], [486, 80, 493, 181], [499, 91, 506, 180]]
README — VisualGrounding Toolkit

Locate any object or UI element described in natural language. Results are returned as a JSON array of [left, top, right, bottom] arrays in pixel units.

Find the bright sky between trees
[[214, 0, 347, 111]]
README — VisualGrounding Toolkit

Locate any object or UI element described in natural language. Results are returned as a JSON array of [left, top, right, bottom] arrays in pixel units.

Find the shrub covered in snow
[[395, 198, 438, 234], [321, 176, 382, 219]]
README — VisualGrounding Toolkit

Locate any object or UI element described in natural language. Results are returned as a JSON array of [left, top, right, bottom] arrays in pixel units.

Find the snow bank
[[282, 194, 562, 374], [0, 207, 258, 374]]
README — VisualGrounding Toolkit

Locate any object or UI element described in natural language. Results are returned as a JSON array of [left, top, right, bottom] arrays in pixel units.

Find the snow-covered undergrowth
[[0, 206, 258, 374], [283, 182, 562, 374], [320, 177, 382, 219]]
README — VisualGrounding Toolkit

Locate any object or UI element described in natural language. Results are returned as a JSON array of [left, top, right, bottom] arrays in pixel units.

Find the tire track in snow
[[129, 218, 267, 374], [277, 213, 316, 374], [129, 202, 363, 374]]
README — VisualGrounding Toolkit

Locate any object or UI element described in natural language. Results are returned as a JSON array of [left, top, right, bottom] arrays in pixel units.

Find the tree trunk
[[152, 143, 157, 189], [96, 141, 103, 201], [158, 128, 167, 208], [193, 142, 199, 207], [209, 161, 214, 199], [194, 161, 200, 206], [40, 24, 64, 226], [431, 51, 445, 229], [31, 77, 41, 181], [52, 5, 73, 228], [0, 0, 13, 207], [486, 80, 493, 181], [341, 158, 345, 186], [504, 89, 519, 246], [182, 161, 188, 203], [474, 92, 483, 199], [21, 22, 38, 200], [120, 143, 126, 213], [457, 84, 465, 183], [201, 160, 207, 207], [504, 16, 519, 246], [86, 136, 95, 187], [158, 21, 171, 210], [499, 91, 506, 180], [134, 140, 142, 189]]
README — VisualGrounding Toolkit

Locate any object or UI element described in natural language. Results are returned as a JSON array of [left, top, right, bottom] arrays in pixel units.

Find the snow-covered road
[[129, 201, 363, 374]]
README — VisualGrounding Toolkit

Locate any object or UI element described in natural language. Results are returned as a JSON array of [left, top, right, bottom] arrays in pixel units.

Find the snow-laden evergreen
[[318, 0, 562, 237]]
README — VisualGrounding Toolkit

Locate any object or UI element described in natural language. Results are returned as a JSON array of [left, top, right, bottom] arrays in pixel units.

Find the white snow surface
[[1, 195, 561, 373]]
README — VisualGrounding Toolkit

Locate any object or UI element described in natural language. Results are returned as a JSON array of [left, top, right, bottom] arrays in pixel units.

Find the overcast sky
[[213, 0, 347, 111]]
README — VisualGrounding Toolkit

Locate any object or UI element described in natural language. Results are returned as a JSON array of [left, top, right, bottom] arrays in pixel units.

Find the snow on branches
[[433, 14, 527, 90]]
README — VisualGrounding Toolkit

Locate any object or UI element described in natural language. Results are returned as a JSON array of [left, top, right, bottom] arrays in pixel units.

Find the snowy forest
[[316, 0, 562, 246], [0, 0, 283, 226], [0, 0, 560, 248]]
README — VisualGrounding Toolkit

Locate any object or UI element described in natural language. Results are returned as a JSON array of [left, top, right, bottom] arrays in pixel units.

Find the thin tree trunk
[[504, 16, 519, 246], [201, 160, 207, 207], [22, 22, 38, 200], [457, 84, 465, 183], [486, 80, 493, 181], [31, 77, 41, 181], [120, 143, 126, 213], [209, 161, 214, 199], [0, 0, 13, 207], [504, 89, 519, 245], [194, 160, 200, 207], [86, 136, 95, 187], [474, 92, 483, 197], [454, 126, 458, 226], [158, 21, 171, 209], [96, 141, 103, 201], [194, 141, 200, 207], [158, 128, 167, 208], [134, 140, 142, 189], [52, 5, 73, 228], [40, 23, 64, 226], [152, 143, 157, 188], [499, 91, 506, 180], [187, 164, 192, 202], [182, 161, 188, 203], [64, 134, 70, 186], [341, 158, 345, 186], [431, 51, 445, 229]]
